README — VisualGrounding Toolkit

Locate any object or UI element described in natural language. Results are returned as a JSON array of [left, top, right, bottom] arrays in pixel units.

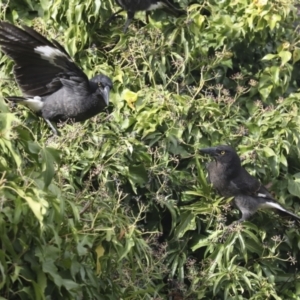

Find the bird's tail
[[266, 201, 300, 221], [162, 0, 185, 17], [5, 96, 27, 102], [5, 96, 43, 112]]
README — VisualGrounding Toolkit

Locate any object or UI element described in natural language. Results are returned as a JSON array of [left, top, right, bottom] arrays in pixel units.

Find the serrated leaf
[[122, 89, 138, 110]]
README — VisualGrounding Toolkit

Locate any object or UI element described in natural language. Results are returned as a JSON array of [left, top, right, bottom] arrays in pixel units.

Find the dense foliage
[[1, 0, 300, 298]]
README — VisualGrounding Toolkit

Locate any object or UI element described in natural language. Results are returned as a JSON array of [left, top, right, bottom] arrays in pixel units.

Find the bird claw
[[45, 119, 59, 136]]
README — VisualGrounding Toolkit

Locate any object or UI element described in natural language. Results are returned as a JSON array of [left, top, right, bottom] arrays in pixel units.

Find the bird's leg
[[146, 11, 150, 23], [237, 211, 253, 222], [234, 196, 257, 222], [123, 11, 135, 33], [45, 119, 59, 136], [103, 8, 124, 26]]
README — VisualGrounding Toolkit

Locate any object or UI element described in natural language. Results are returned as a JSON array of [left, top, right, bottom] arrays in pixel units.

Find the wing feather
[[0, 21, 89, 97], [230, 168, 274, 199]]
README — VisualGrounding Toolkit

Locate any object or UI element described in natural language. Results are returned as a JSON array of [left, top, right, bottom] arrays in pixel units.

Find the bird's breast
[[207, 162, 235, 197]]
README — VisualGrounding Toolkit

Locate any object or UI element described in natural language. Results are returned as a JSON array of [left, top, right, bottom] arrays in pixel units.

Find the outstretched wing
[[0, 21, 88, 97]]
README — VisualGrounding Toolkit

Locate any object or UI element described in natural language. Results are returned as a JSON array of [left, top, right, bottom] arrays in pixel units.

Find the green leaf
[[288, 178, 300, 197], [174, 211, 196, 238], [293, 47, 300, 64], [128, 164, 148, 192], [278, 50, 291, 66], [263, 147, 276, 157], [40, 147, 60, 188], [262, 54, 277, 61]]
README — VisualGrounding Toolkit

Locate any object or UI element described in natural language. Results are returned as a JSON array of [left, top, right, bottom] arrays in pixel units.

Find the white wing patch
[[34, 46, 69, 67], [257, 193, 267, 198], [21, 96, 44, 112], [148, 2, 165, 10]]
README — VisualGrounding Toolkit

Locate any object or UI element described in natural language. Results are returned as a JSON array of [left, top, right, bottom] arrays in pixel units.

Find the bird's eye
[[220, 151, 225, 155], [98, 82, 103, 87]]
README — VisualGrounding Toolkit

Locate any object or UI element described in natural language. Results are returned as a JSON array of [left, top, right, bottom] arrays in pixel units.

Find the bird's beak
[[199, 147, 218, 157], [103, 86, 110, 106]]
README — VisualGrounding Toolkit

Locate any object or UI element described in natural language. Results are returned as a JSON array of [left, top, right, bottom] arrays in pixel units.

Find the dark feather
[[0, 21, 113, 135]]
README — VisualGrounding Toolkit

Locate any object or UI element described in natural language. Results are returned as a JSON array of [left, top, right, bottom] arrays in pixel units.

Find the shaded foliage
[[1, 0, 300, 299]]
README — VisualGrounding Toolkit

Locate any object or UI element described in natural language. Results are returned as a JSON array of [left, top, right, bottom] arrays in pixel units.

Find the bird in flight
[[0, 21, 113, 135]]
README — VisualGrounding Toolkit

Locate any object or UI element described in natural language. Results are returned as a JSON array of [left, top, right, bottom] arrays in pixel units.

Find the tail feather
[[5, 96, 27, 102], [5, 96, 43, 112], [266, 201, 300, 221]]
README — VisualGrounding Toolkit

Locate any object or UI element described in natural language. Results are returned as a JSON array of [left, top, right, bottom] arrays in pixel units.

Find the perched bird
[[199, 145, 300, 222], [106, 0, 184, 33], [0, 21, 112, 135]]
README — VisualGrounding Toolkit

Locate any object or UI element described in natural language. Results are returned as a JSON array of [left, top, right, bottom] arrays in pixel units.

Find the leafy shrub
[[1, 0, 300, 299]]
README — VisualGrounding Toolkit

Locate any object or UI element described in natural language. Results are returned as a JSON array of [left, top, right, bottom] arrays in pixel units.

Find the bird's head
[[90, 74, 113, 106], [199, 145, 241, 166]]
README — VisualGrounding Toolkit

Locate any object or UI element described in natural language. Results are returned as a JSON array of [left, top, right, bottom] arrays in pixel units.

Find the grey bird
[[0, 21, 113, 135], [106, 0, 184, 33], [199, 145, 300, 222]]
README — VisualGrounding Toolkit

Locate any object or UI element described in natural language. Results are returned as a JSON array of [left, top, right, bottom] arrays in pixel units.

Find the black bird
[[106, 0, 184, 33], [0, 21, 113, 135], [199, 145, 300, 222]]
